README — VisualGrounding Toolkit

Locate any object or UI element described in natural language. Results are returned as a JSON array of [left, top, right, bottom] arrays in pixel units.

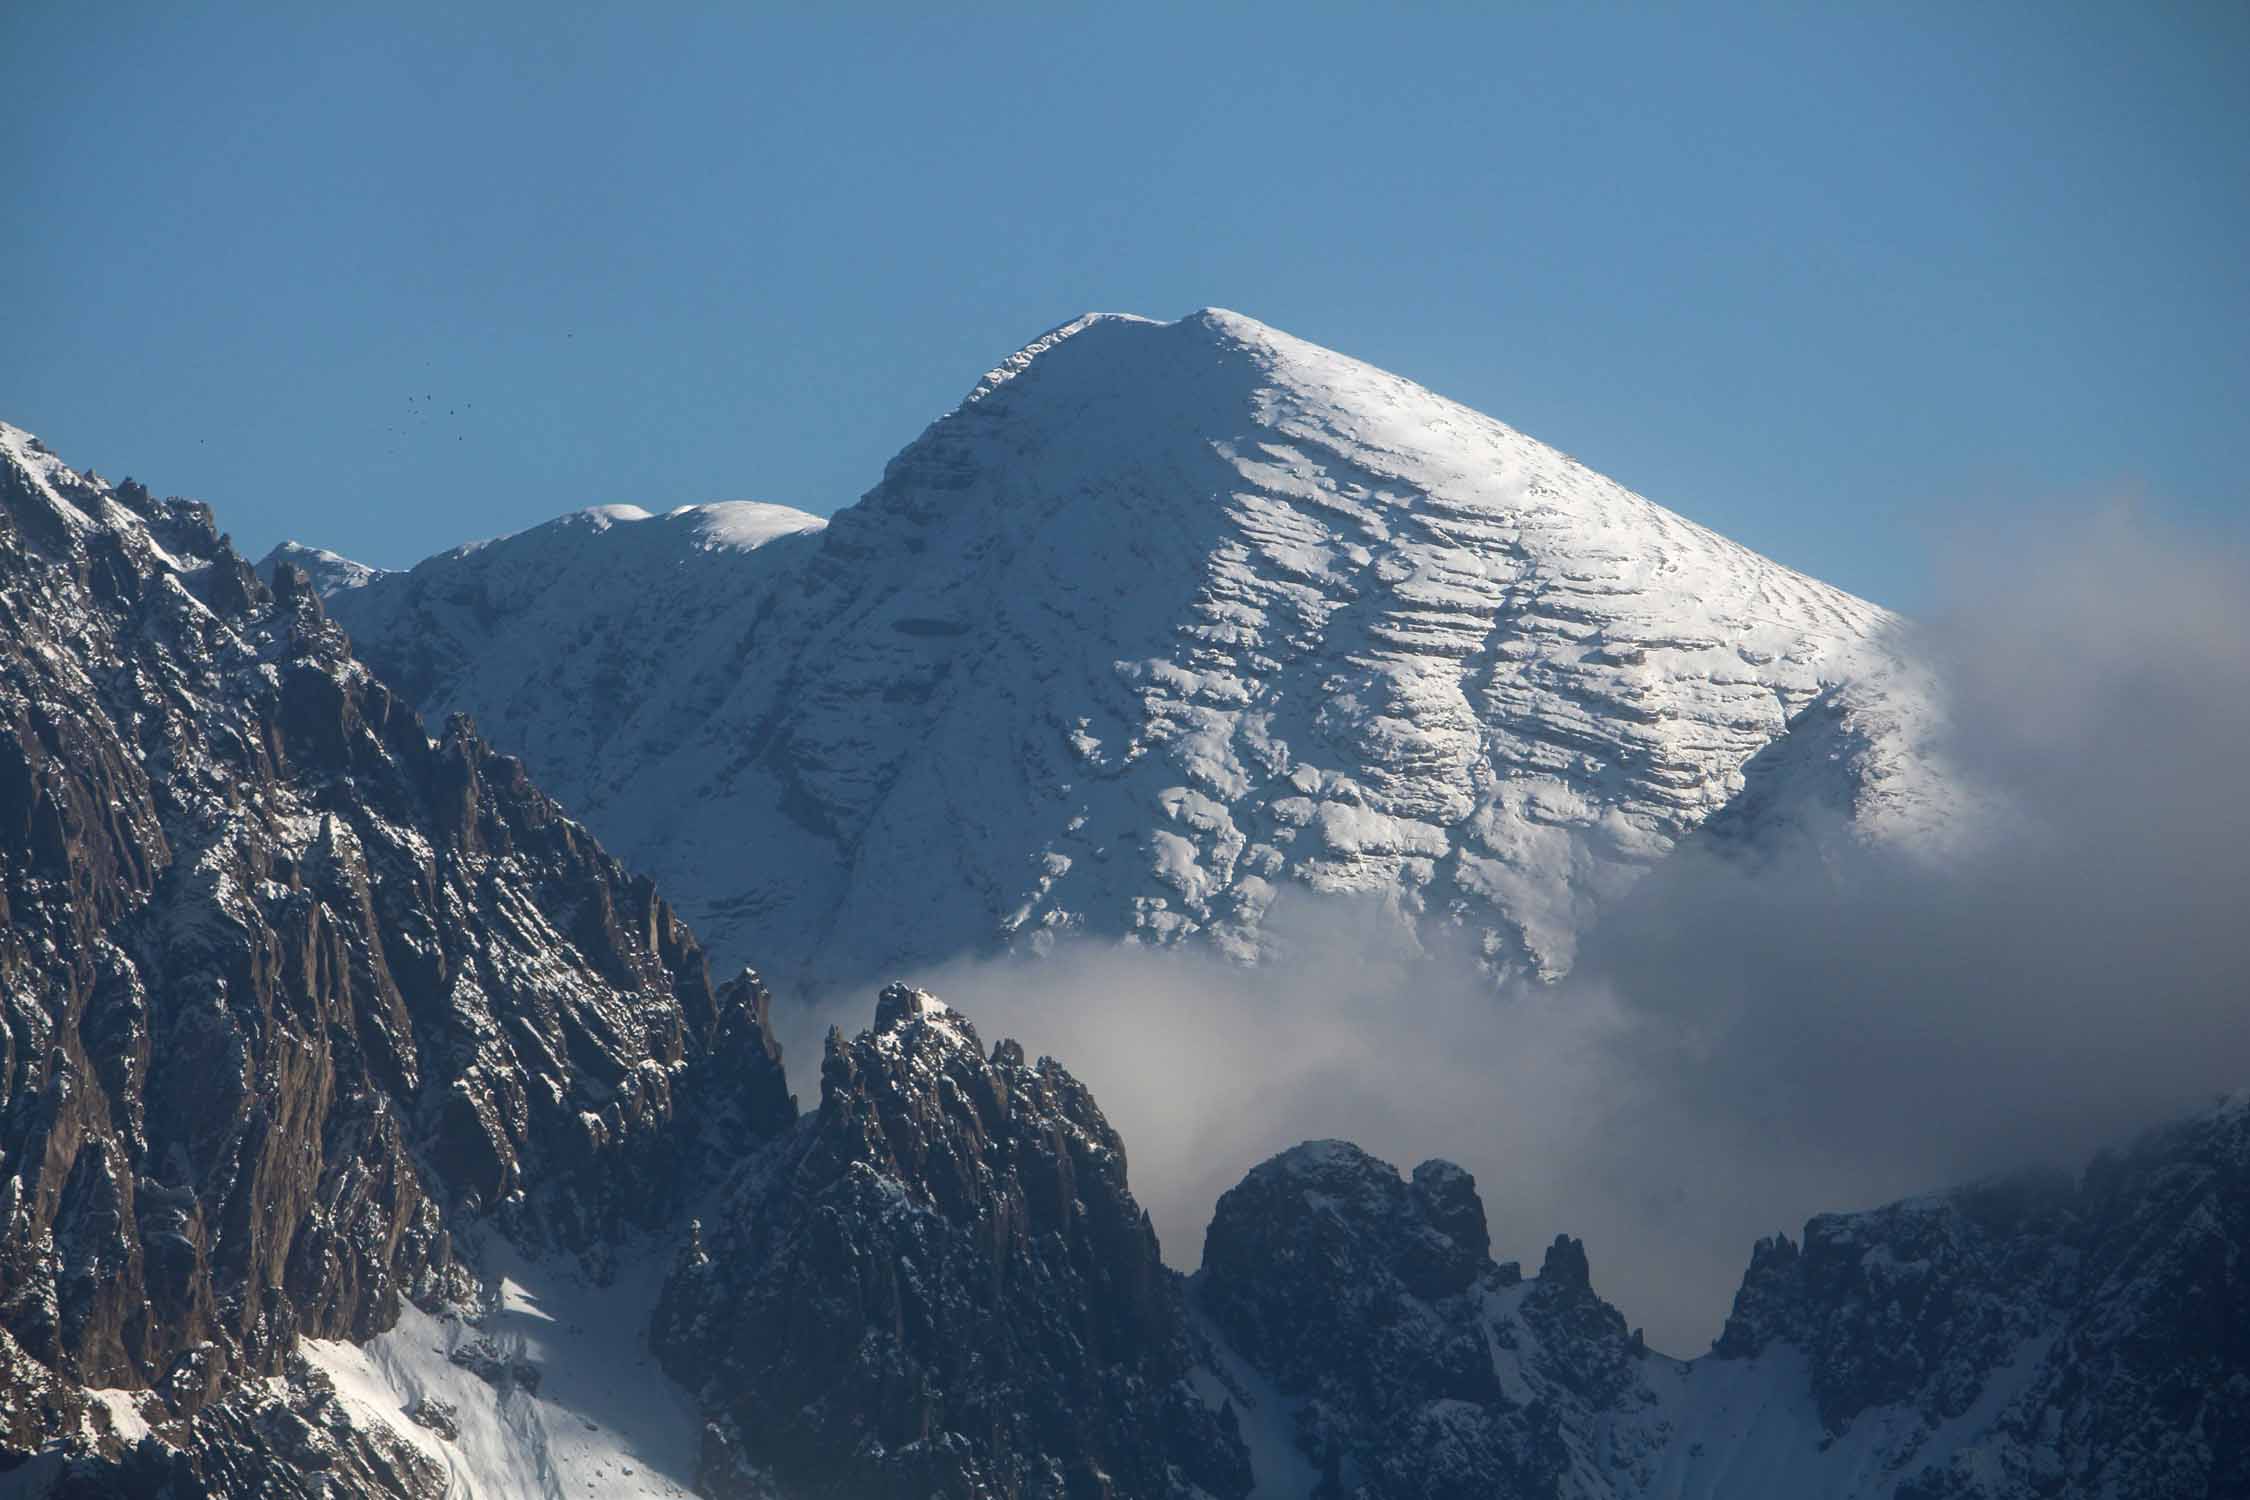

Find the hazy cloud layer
[[778, 515, 2250, 1356]]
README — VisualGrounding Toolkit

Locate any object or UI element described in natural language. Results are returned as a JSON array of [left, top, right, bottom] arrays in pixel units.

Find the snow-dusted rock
[[0, 423, 792, 1491], [657, 975, 2250, 1500], [1704, 1093, 2250, 1500], [1193, 1142, 1562, 1499], [1191, 1096, 2250, 1500], [261, 538, 390, 595], [653, 983, 1251, 1500], [258, 500, 826, 826], [317, 309, 1956, 992]]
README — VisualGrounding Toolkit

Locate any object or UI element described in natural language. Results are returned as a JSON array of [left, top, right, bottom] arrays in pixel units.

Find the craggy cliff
[[0, 423, 791, 1492]]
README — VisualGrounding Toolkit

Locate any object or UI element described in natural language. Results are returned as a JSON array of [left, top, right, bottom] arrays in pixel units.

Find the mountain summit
[[316, 310, 1951, 989]]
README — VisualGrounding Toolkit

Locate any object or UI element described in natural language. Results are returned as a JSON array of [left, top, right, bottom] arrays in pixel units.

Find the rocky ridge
[[0, 422, 792, 1492], [1708, 1098, 2250, 1498], [654, 984, 1247, 1500], [1187, 1099, 2250, 1500], [260, 540, 389, 597]]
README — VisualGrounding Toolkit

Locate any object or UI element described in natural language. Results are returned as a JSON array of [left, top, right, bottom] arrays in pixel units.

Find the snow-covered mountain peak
[[2, 419, 124, 538], [962, 310, 1164, 405], [322, 313, 1957, 989], [363, 493, 820, 566], [495, 497, 825, 552], [0, 419, 62, 484], [951, 305, 1874, 559], [262, 538, 389, 593], [567, 501, 658, 526], [3, 419, 233, 590], [665, 499, 828, 551]]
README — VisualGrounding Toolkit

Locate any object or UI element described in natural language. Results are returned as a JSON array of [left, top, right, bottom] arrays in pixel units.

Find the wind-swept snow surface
[[325, 311, 1954, 990]]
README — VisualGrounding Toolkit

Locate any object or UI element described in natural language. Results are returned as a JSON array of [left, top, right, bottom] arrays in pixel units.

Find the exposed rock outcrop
[[0, 422, 792, 1488], [1197, 1142, 1580, 1499], [1712, 1097, 2250, 1499], [1193, 1100, 2250, 1500], [654, 984, 1249, 1500]]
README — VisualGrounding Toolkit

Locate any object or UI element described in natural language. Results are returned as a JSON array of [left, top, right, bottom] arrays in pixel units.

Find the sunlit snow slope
[[263, 538, 391, 594], [310, 310, 1950, 991]]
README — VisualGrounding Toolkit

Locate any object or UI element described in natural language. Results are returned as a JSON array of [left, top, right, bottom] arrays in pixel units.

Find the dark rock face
[[1711, 1172, 2080, 1431], [1717, 1098, 2250, 1500], [655, 985, 1250, 1500], [0, 429, 791, 1486], [1517, 1233, 1644, 1411], [1188, 1115, 2250, 1499], [1196, 1141, 1564, 1500]]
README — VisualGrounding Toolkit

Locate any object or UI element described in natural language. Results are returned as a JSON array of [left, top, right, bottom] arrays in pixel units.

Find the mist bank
[[777, 516, 2250, 1356]]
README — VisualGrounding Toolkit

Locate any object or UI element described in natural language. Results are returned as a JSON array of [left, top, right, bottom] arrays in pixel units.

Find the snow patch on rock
[[300, 1240, 701, 1500]]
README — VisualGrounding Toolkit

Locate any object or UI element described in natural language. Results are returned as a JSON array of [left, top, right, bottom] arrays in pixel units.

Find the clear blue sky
[[5, 2, 2243, 609]]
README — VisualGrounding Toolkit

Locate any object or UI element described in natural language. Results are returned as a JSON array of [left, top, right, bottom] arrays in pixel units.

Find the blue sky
[[4, 2, 2243, 609]]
